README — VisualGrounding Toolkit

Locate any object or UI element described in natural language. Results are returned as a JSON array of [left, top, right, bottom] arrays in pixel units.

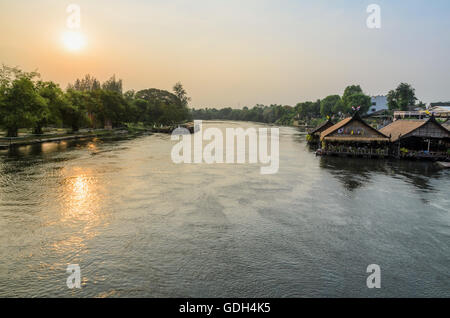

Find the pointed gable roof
[[380, 116, 450, 142], [320, 112, 388, 141], [309, 118, 335, 135]]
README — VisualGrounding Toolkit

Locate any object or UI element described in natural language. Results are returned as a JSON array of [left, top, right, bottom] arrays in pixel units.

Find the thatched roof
[[320, 112, 388, 142], [309, 118, 334, 135], [443, 119, 450, 131], [380, 116, 450, 142], [380, 120, 425, 142], [320, 117, 352, 140]]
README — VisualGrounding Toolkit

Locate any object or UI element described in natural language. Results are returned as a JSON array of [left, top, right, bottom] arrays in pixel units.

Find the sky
[[1, 0, 449, 108]]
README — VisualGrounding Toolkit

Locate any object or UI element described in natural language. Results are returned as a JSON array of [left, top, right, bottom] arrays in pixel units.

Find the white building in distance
[[367, 95, 389, 115]]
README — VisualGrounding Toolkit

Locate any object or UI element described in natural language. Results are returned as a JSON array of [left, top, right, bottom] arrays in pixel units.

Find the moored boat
[[436, 161, 450, 169]]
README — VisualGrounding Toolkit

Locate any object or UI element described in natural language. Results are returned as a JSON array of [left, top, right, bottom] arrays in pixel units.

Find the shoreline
[[0, 122, 196, 149], [0, 129, 141, 149]]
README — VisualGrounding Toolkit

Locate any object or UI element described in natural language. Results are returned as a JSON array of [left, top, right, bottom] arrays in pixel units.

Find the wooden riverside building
[[380, 116, 450, 160], [309, 112, 450, 161], [319, 112, 390, 158], [306, 118, 334, 146]]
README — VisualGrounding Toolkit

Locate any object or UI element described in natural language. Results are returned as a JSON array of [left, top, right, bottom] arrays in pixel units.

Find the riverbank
[[0, 122, 196, 149], [0, 129, 144, 150]]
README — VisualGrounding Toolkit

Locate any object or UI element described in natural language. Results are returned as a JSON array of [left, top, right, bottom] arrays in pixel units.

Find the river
[[0, 121, 448, 297]]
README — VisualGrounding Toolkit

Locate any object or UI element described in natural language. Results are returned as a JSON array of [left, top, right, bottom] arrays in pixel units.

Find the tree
[[0, 64, 40, 86], [331, 99, 346, 114], [68, 74, 101, 91], [320, 95, 341, 117], [63, 89, 89, 132], [341, 85, 372, 114], [34, 81, 67, 134], [0, 77, 47, 137], [136, 88, 191, 124], [345, 93, 371, 114], [124, 90, 135, 101], [296, 101, 315, 120], [342, 85, 363, 108], [98, 90, 127, 127], [387, 83, 417, 111], [173, 82, 191, 108], [102, 75, 123, 94]]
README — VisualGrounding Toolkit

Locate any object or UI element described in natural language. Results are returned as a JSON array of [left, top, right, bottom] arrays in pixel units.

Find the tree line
[[0, 65, 191, 137], [192, 83, 421, 125]]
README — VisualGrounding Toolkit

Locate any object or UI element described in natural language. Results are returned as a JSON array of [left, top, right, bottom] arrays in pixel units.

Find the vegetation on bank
[[0, 65, 191, 137], [1, 63, 427, 136], [191, 83, 423, 126]]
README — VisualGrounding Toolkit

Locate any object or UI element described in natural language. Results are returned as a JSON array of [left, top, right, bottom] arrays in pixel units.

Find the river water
[[0, 121, 448, 297]]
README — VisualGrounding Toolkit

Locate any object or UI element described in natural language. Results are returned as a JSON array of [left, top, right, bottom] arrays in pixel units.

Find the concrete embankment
[[0, 130, 131, 149]]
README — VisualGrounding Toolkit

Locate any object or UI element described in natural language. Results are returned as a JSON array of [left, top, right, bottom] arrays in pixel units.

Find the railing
[[0, 136, 22, 147], [394, 111, 450, 119], [324, 147, 389, 157], [399, 151, 449, 160]]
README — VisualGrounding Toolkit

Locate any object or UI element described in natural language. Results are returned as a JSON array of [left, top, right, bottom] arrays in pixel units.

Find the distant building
[[393, 105, 450, 120], [319, 112, 390, 157], [367, 95, 388, 115], [428, 105, 450, 113], [380, 116, 450, 158], [430, 102, 450, 108], [307, 118, 334, 145]]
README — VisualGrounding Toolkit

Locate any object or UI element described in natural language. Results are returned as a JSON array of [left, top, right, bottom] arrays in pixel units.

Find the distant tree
[[136, 88, 179, 105], [345, 93, 371, 114], [173, 82, 191, 108], [102, 75, 123, 94], [0, 64, 40, 86], [341, 85, 372, 114], [123, 90, 135, 101], [192, 103, 304, 125], [296, 101, 315, 120], [136, 88, 191, 124], [331, 99, 346, 114], [430, 102, 450, 107], [68, 74, 101, 91], [387, 83, 417, 111], [63, 89, 90, 132], [342, 85, 363, 109], [98, 90, 127, 127], [132, 98, 149, 122], [320, 95, 341, 117], [34, 81, 67, 134]]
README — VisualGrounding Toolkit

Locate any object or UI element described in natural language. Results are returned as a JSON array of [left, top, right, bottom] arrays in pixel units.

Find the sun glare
[[62, 30, 86, 51]]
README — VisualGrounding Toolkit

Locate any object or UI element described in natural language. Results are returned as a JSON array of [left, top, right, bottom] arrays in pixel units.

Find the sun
[[62, 30, 86, 52]]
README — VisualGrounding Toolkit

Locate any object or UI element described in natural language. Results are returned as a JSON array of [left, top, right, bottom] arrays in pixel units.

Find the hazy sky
[[1, 0, 449, 107]]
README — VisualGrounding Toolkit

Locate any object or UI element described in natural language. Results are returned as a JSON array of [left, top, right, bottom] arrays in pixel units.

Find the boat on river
[[436, 161, 450, 169]]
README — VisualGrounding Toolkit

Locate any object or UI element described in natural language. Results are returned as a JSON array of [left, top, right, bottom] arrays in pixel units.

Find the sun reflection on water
[[51, 167, 107, 256], [61, 167, 104, 227]]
